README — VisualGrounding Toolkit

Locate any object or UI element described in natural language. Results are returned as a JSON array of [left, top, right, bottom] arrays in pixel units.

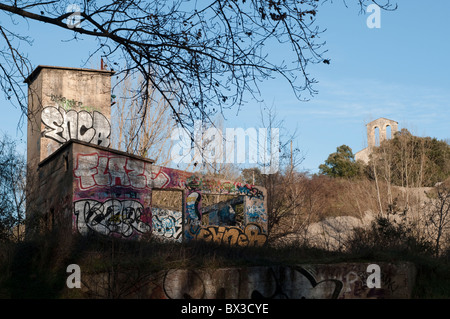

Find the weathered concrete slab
[[81, 262, 416, 299]]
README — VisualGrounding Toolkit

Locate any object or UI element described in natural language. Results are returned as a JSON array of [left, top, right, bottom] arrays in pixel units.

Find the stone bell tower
[[355, 117, 398, 163], [366, 117, 398, 150]]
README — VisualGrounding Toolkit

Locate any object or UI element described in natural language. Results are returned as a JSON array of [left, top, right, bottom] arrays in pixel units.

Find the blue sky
[[1, 1, 449, 173], [226, 0, 450, 173]]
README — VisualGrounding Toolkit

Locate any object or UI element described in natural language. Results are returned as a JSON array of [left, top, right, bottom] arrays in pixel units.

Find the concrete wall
[[29, 139, 268, 245], [27, 142, 75, 235], [81, 262, 416, 299], [69, 142, 267, 243], [71, 142, 154, 239], [355, 147, 370, 163], [25, 66, 114, 230]]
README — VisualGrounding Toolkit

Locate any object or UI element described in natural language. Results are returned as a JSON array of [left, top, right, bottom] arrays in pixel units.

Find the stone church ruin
[[355, 117, 398, 163]]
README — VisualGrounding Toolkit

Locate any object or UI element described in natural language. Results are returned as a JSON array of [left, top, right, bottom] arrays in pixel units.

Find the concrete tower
[[24, 65, 115, 234], [25, 65, 115, 171]]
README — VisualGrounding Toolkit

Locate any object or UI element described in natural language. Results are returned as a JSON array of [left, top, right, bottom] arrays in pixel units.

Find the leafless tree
[[425, 180, 450, 257], [111, 75, 177, 166], [0, 134, 26, 241], [0, 0, 396, 137], [238, 103, 307, 241]]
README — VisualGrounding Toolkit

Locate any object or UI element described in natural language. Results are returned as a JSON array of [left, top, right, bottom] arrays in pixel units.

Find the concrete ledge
[[81, 262, 416, 299]]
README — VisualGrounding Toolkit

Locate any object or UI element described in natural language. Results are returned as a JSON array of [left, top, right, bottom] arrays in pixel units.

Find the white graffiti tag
[[41, 106, 111, 146]]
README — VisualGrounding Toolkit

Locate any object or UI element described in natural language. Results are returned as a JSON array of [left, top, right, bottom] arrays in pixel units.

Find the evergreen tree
[[319, 145, 364, 179]]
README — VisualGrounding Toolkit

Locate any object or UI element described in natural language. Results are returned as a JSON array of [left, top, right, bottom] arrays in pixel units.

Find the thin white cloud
[[279, 78, 449, 124]]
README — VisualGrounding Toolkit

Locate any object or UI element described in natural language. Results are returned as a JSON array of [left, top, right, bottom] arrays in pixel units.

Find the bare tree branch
[[0, 0, 396, 137]]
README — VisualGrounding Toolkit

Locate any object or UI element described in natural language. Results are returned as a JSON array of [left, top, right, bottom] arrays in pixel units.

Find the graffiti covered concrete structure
[[25, 65, 267, 245], [30, 140, 267, 244]]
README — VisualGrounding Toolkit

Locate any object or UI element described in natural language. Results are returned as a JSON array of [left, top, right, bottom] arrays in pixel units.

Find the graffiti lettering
[[73, 153, 158, 190], [73, 153, 172, 190], [245, 201, 266, 224], [41, 106, 111, 146], [152, 208, 182, 242], [74, 157, 263, 197], [159, 263, 399, 299], [50, 94, 98, 112], [71, 149, 267, 243], [195, 224, 267, 247], [186, 175, 264, 199], [151, 166, 171, 188], [73, 199, 152, 237], [184, 191, 202, 241], [237, 184, 264, 199], [251, 266, 343, 299]]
